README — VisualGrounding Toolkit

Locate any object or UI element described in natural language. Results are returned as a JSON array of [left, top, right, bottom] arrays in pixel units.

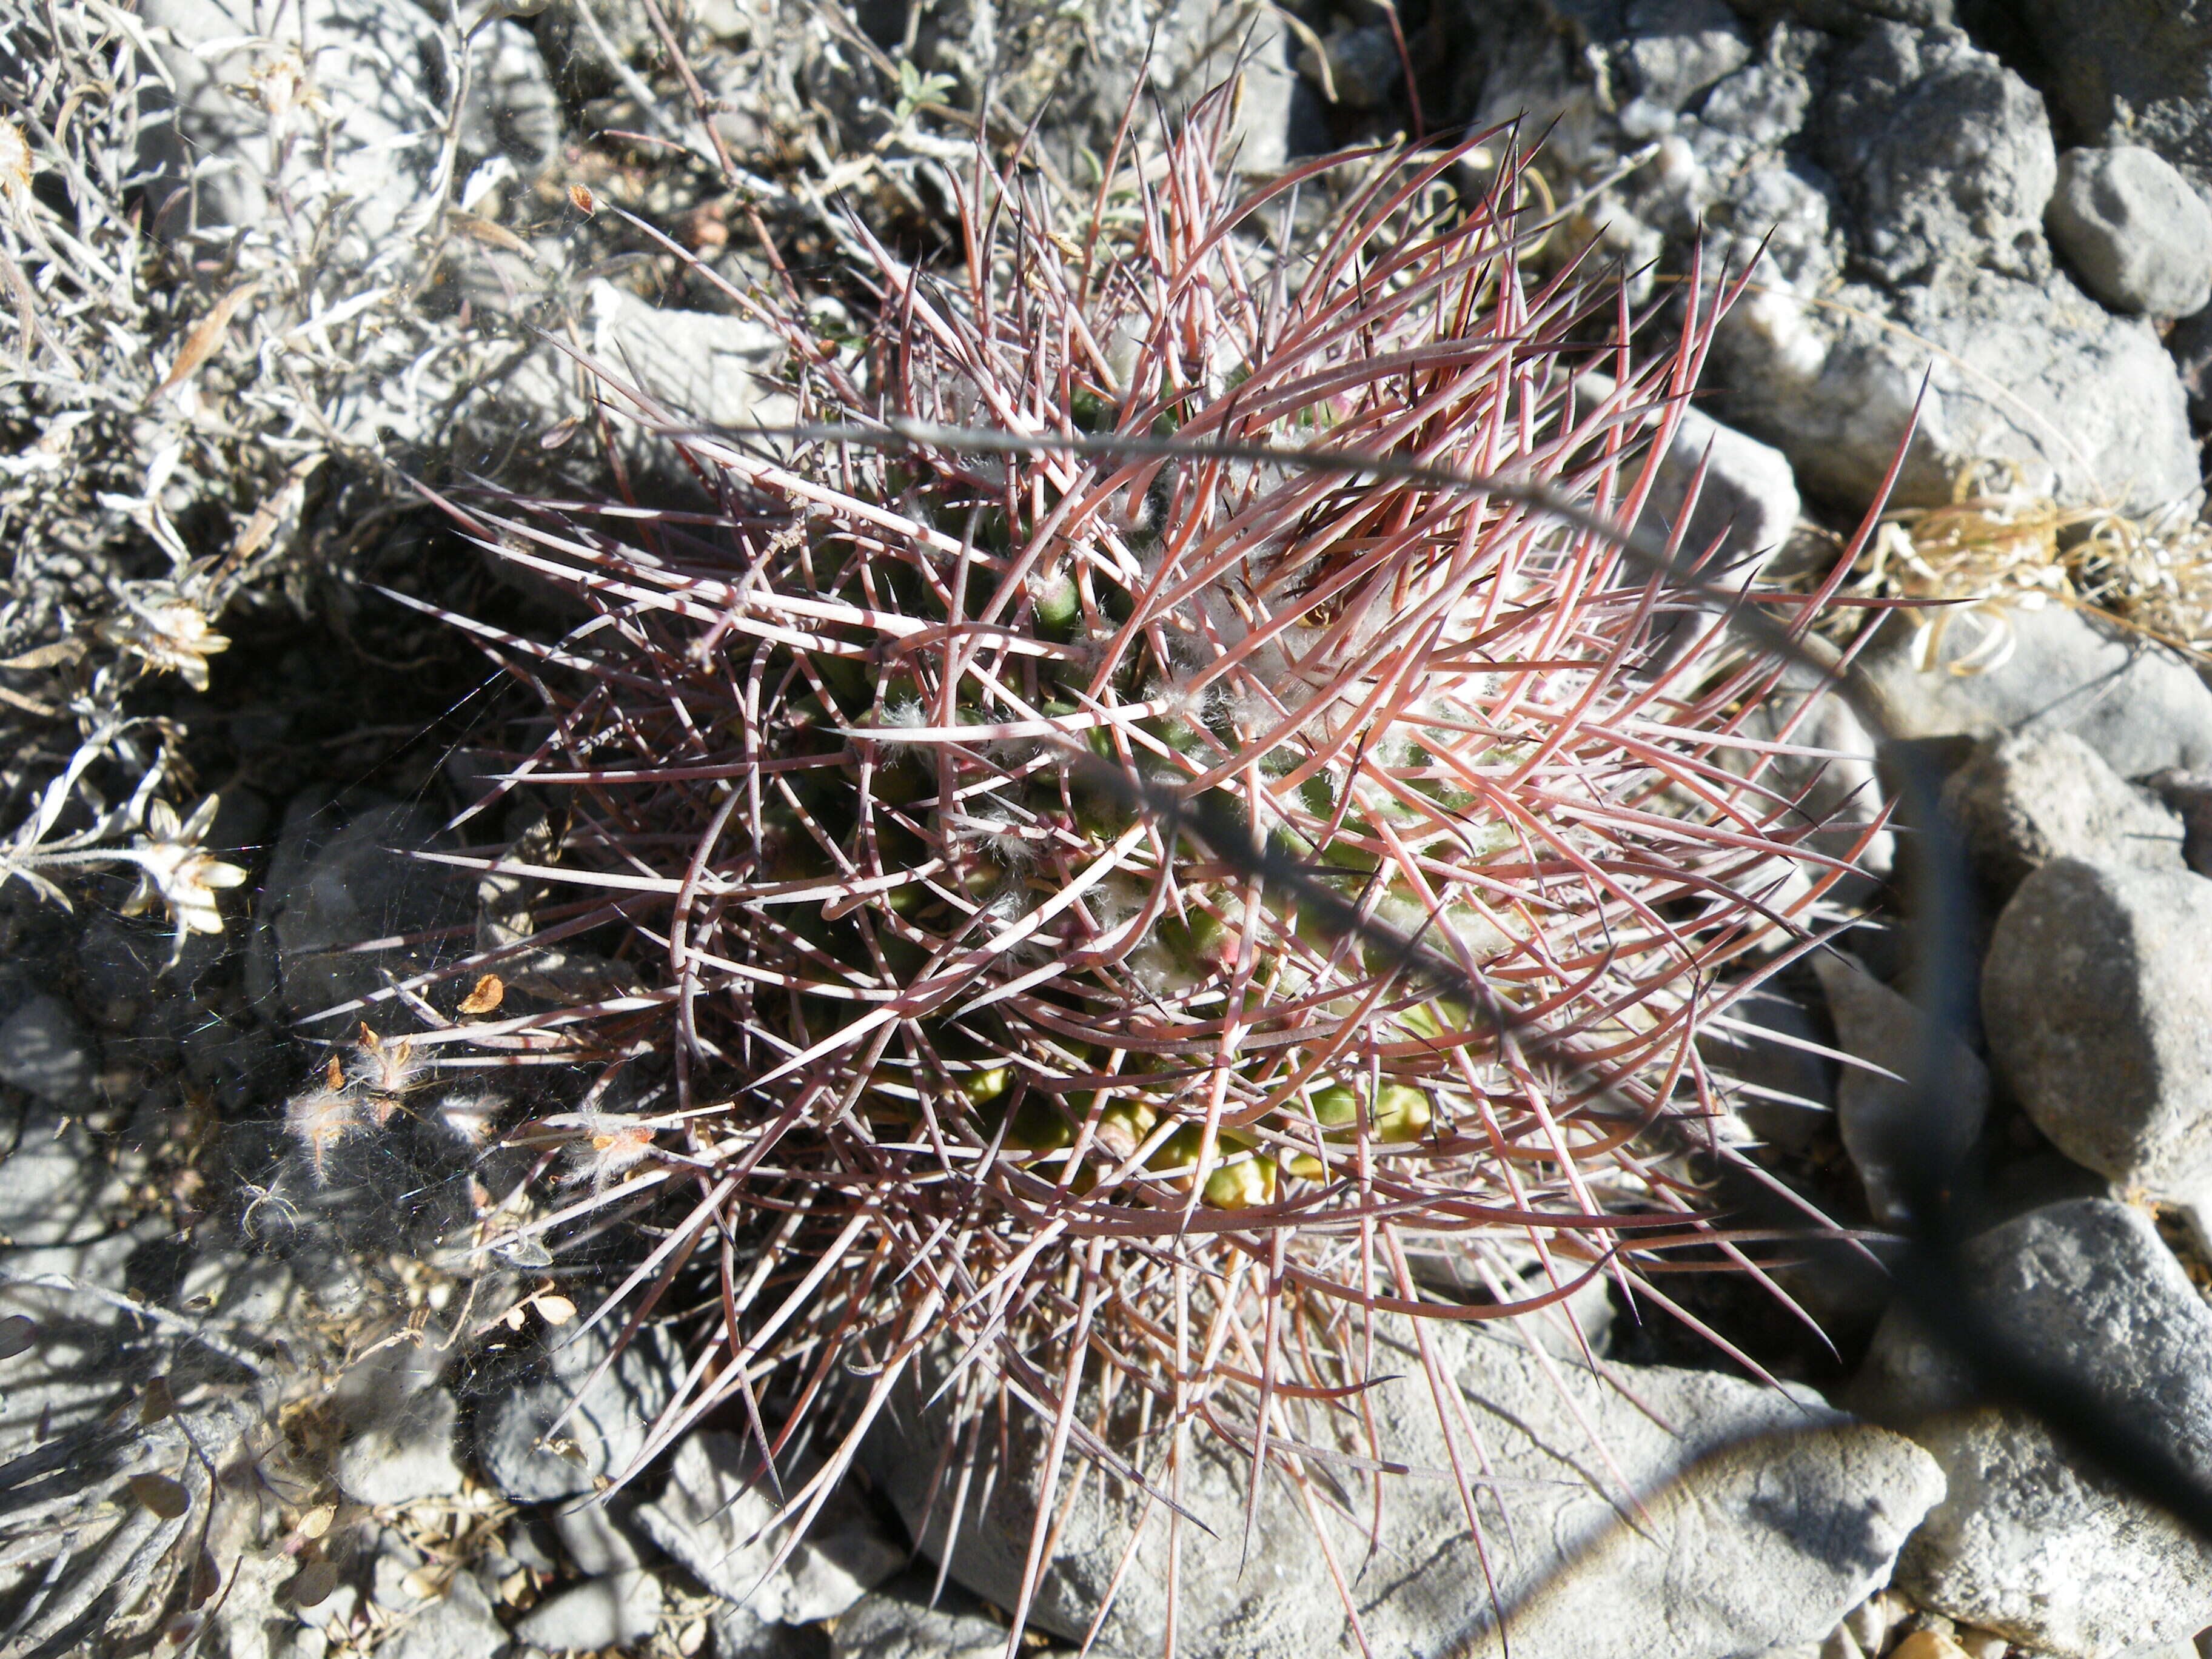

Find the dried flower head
[[432, 1092, 503, 1149], [346, 1026, 428, 1108], [284, 1086, 361, 1182], [0, 119, 29, 221], [119, 797, 249, 967], [560, 1113, 657, 1190], [96, 584, 231, 691]]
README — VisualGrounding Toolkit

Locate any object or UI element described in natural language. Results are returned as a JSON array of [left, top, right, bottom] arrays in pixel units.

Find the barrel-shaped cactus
[[378, 102, 1867, 1630]]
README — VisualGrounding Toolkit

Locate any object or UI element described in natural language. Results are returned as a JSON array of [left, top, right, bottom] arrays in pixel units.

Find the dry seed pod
[[127, 1474, 189, 1519], [284, 1560, 337, 1609]]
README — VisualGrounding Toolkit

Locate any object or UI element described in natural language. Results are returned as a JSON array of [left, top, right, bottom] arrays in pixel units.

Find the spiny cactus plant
[[328, 93, 1877, 1645]]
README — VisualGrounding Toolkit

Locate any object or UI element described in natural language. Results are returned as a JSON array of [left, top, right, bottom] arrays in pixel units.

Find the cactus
[[364, 95, 1873, 1640]]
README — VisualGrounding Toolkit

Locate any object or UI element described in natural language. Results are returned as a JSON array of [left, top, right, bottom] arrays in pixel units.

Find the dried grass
[[1823, 458, 2212, 672]]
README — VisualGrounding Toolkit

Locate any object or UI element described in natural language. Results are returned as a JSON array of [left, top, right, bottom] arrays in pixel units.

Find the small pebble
[[1843, 1593, 1892, 1653], [1892, 1630, 1972, 1659]]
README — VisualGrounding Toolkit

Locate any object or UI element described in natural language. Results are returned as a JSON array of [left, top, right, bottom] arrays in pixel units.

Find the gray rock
[[899, 0, 1315, 176], [1982, 860, 2212, 1193], [2145, 769, 2212, 877], [335, 1389, 466, 1507], [2048, 146, 2212, 317], [474, 1316, 679, 1504], [503, 280, 794, 439], [1577, 368, 1802, 672], [176, 1249, 295, 1326], [1942, 729, 2187, 896], [1859, 605, 2212, 779], [0, 1114, 122, 1247], [551, 1500, 646, 1575], [2014, 0, 2212, 196], [1714, 263, 2196, 513], [831, 1586, 1007, 1659], [379, 1569, 511, 1659], [534, 0, 746, 104], [634, 1431, 902, 1623], [512, 1570, 662, 1651], [1811, 953, 1988, 1225], [865, 1319, 1944, 1658], [1819, 24, 2055, 286], [1697, 981, 1838, 1155], [247, 791, 474, 1022], [710, 1600, 814, 1658], [139, 0, 557, 249], [1850, 1199, 2212, 1654], [0, 997, 95, 1110], [2167, 301, 2212, 426], [1295, 24, 1401, 110], [1623, 0, 1752, 112], [1754, 661, 1892, 873]]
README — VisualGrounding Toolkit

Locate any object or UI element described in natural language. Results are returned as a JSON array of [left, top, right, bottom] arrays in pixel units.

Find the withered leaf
[[128, 1473, 190, 1519], [568, 183, 597, 216], [0, 1314, 38, 1359], [189, 1547, 221, 1609], [284, 1560, 337, 1609], [457, 973, 504, 1016], [155, 281, 257, 399], [140, 1375, 175, 1425], [449, 210, 533, 256], [296, 1503, 335, 1541]]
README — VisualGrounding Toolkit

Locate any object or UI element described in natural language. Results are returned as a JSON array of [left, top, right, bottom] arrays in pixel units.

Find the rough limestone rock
[[138, 0, 558, 247], [1578, 369, 1802, 671], [634, 1431, 903, 1624], [1714, 266, 2196, 513], [1851, 1200, 2212, 1655], [830, 1581, 1013, 1659], [0, 996, 96, 1110], [473, 1316, 680, 1504], [512, 1570, 663, 1652], [2014, 0, 2212, 195], [1818, 24, 2056, 286], [1733, 652, 1891, 873], [1812, 953, 1988, 1225], [379, 1569, 511, 1659], [2047, 146, 2212, 317], [1941, 729, 2187, 897], [865, 1319, 1944, 1658], [504, 279, 794, 440], [246, 791, 474, 1021], [1621, 0, 1754, 113], [335, 1388, 466, 1507], [1982, 860, 2212, 1193], [1858, 606, 2212, 780]]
